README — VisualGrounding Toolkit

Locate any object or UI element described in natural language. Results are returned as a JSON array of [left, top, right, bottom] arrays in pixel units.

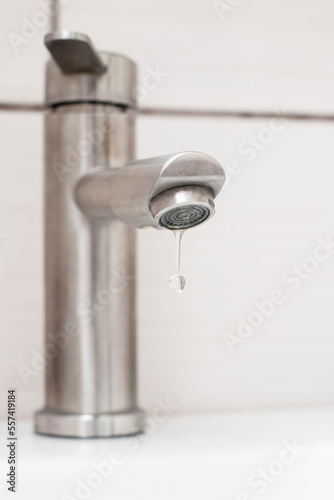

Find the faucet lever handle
[[44, 31, 106, 75]]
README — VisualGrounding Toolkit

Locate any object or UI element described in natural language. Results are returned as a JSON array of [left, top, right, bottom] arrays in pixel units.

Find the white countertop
[[1, 407, 334, 500]]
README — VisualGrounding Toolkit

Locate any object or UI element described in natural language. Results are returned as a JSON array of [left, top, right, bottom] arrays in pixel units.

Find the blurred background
[[1, 0, 334, 418]]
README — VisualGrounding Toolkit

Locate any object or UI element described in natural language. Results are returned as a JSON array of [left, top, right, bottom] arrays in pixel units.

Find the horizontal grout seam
[[1, 102, 334, 122]]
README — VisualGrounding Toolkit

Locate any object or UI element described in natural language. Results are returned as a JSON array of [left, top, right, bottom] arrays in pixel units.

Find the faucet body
[[35, 32, 225, 437], [35, 104, 143, 437]]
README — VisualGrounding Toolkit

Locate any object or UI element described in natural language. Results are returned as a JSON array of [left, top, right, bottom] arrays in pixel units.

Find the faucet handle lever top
[[44, 31, 106, 75]]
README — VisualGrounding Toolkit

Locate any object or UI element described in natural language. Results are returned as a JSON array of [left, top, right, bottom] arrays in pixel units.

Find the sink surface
[[1, 407, 334, 499]]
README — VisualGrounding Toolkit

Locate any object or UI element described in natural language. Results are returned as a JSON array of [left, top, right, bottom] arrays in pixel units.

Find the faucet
[[35, 31, 225, 438]]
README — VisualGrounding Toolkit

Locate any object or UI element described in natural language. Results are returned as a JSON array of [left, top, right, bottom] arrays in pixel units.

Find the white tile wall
[[61, 0, 334, 112], [0, 113, 43, 416], [1, 0, 334, 418], [1, 110, 334, 417], [1, 0, 334, 111], [137, 116, 334, 412], [0, 1, 49, 102]]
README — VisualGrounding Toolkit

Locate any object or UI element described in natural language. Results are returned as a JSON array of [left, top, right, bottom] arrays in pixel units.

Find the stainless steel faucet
[[34, 31, 225, 438]]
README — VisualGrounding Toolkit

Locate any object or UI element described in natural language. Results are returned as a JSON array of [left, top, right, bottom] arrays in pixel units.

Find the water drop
[[169, 230, 186, 293], [169, 273, 186, 293]]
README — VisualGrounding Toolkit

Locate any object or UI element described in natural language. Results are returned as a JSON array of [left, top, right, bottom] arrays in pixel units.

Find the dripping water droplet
[[169, 230, 186, 293], [169, 274, 186, 293]]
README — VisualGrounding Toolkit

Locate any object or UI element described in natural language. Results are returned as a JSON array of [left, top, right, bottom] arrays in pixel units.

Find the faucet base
[[34, 408, 145, 438]]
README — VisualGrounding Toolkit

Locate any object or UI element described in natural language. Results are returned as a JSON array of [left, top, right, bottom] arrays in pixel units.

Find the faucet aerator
[[150, 186, 215, 230]]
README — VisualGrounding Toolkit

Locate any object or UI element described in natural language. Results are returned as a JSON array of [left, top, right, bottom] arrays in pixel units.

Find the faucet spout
[[75, 151, 225, 228]]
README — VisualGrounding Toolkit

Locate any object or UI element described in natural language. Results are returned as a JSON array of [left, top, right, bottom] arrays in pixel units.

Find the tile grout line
[[0, 103, 45, 112], [1, 103, 334, 122], [139, 107, 334, 122]]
